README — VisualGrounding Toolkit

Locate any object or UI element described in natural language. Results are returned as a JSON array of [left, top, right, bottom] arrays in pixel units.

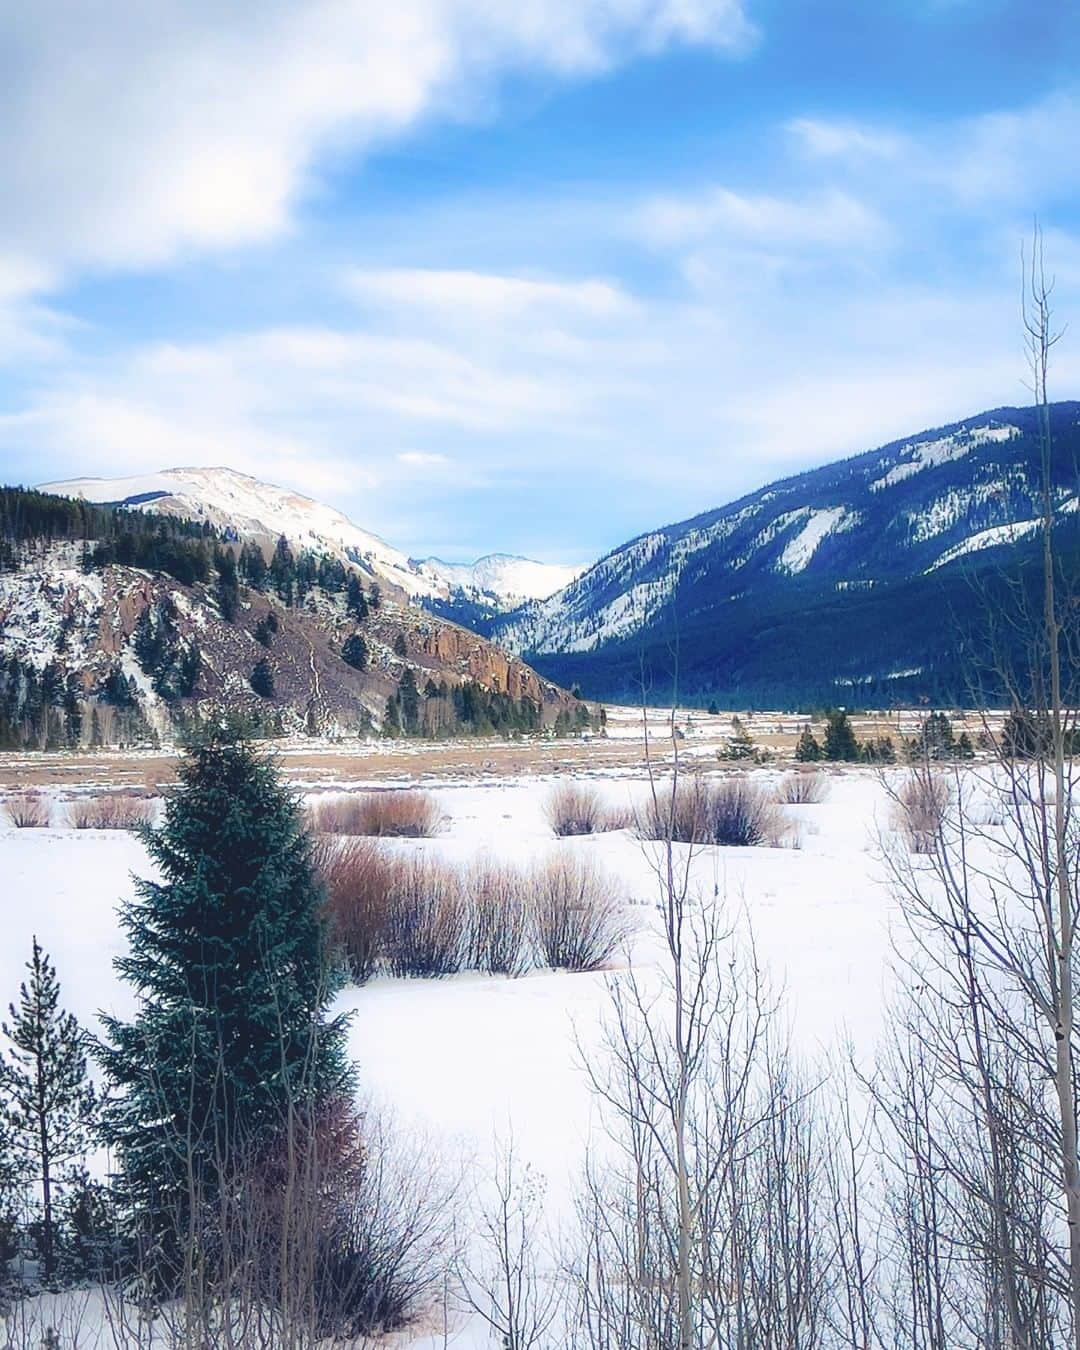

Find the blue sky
[[1, 0, 1079, 563]]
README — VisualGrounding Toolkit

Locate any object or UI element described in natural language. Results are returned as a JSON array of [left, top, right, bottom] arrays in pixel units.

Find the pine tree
[[794, 726, 821, 762], [95, 731, 351, 1287], [823, 709, 860, 762], [345, 576, 368, 620], [341, 635, 368, 672], [250, 657, 275, 699], [1, 940, 97, 1282], [392, 633, 407, 658], [398, 668, 420, 735]]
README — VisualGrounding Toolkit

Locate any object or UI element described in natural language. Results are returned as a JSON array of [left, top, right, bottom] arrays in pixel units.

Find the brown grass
[[66, 794, 155, 830], [530, 853, 631, 972], [776, 771, 829, 805], [640, 777, 782, 847], [309, 790, 441, 838], [4, 791, 50, 828], [896, 771, 951, 854]]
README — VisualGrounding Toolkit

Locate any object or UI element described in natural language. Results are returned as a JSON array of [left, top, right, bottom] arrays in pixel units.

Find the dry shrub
[[310, 791, 440, 839], [544, 783, 634, 836], [66, 794, 155, 830], [464, 859, 532, 976], [245, 1100, 455, 1338], [530, 854, 631, 972], [545, 783, 604, 836], [315, 837, 396, 983], [776, 771, 829, 805], [4, 791, 50, 828], [641, 777, 781, 847], [897, 771, 951, 854], [384, 855, 466, 977]]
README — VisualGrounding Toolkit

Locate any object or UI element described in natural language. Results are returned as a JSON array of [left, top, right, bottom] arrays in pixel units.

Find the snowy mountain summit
[[39, 467, 574, 612]]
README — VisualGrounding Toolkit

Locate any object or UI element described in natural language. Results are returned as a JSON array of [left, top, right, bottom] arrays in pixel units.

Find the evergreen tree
[[1, 940, 97, 1282], [823, 709, 860, 762], [95, 731, 351, 1286], [398, 668, 421, 735], [254, 613, 279, 648], [794, 726, 821, 762], [214, 549, 240, 622], [346, 576, 368, 620], [368, 583, 381, 611], [392, 632, 408, 658], [341, 635, 368, 672], [250, 657, 275, 699]]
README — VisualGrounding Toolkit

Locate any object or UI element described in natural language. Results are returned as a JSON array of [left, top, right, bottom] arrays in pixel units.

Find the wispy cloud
[[635, 186, 889, 251]]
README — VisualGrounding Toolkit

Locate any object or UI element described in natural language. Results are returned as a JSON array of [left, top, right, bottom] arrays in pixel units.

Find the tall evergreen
[[96, 731, 351, 1284], [1, 939, 97, 1281], [823, 709, 860, 762]]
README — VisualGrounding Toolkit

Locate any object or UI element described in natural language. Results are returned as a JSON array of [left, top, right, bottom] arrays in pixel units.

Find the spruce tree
[[96, 731, 351, 1285], [823, 709, 859, 762], [1, 939, 97, 1282], [794, 726, 821, 762], [250, 657, 275, 698]]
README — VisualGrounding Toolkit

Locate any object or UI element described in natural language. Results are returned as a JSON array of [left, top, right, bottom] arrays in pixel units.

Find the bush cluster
[[317, 843, 631, 981], [309, 790, 442, 838], [544, 783, 634, 836], [639, 777, 783, 847]]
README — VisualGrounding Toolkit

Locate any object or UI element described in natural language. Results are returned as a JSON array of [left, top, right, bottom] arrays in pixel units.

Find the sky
[[2, 0, 1080, 565]]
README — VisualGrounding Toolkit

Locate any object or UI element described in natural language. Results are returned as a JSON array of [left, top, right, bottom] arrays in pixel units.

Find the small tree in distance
[[1, 938, 97, 1282]]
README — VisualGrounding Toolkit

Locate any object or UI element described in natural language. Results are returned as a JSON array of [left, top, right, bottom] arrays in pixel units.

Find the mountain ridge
[[491, 401, 1080, 705]]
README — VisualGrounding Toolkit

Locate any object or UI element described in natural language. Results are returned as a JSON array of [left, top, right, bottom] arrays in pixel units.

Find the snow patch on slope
[[776, 507, 853, 574], [870, 424, 1019, 493]]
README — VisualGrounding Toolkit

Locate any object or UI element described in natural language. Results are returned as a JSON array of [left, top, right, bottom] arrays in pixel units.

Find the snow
[[2, 744, 1039, 1344], [868, 422, 1020, 493], [775, 505, 853, 573], [39, 468, 578, 612], [412, 554, 582, 605]]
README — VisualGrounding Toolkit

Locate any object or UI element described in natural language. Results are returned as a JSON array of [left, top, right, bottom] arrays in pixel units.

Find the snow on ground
[[0, 764, 912, 1344]]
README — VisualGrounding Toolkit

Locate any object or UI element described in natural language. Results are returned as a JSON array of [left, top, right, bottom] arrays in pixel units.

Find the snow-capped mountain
[[413, 554, 581, 606], [38, 467, 572, 612], [492, 402, 1080, 705]]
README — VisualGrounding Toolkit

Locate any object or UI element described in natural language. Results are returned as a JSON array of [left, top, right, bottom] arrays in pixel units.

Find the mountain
[[39, 467, 573, 616], [0, 486, 586, 748], [493, 402, 1080, 707]]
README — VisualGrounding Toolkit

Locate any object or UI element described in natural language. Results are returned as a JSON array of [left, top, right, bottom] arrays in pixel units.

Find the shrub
[[245, 1101, 455, 1338], [776, 772, 829, 805], [544, 783, 604, 837], [309, 791, 441, 839], [4, 791, 50, 827], [896, 771, 951, 854], [530, 854, 630, 972], [315, 837, 395, 983], [641, 777, 781, 847], [384, 856, 466, 977], [464, 859, 532, 976], [66, 794, 155, 830]]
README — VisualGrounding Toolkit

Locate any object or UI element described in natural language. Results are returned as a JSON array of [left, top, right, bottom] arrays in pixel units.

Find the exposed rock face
[[0, 542, 581, 739]]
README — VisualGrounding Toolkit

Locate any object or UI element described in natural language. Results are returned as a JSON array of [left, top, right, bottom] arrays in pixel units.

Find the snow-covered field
[[0, 761, 918, 1345]]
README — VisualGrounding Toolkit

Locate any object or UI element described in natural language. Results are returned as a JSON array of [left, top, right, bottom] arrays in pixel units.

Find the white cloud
[[397, 450, 449, 466], [636, 186, 888, 251], [786, 117, 904, 160], [345, 268, 635, 319], [0, 1, 754, 290]]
